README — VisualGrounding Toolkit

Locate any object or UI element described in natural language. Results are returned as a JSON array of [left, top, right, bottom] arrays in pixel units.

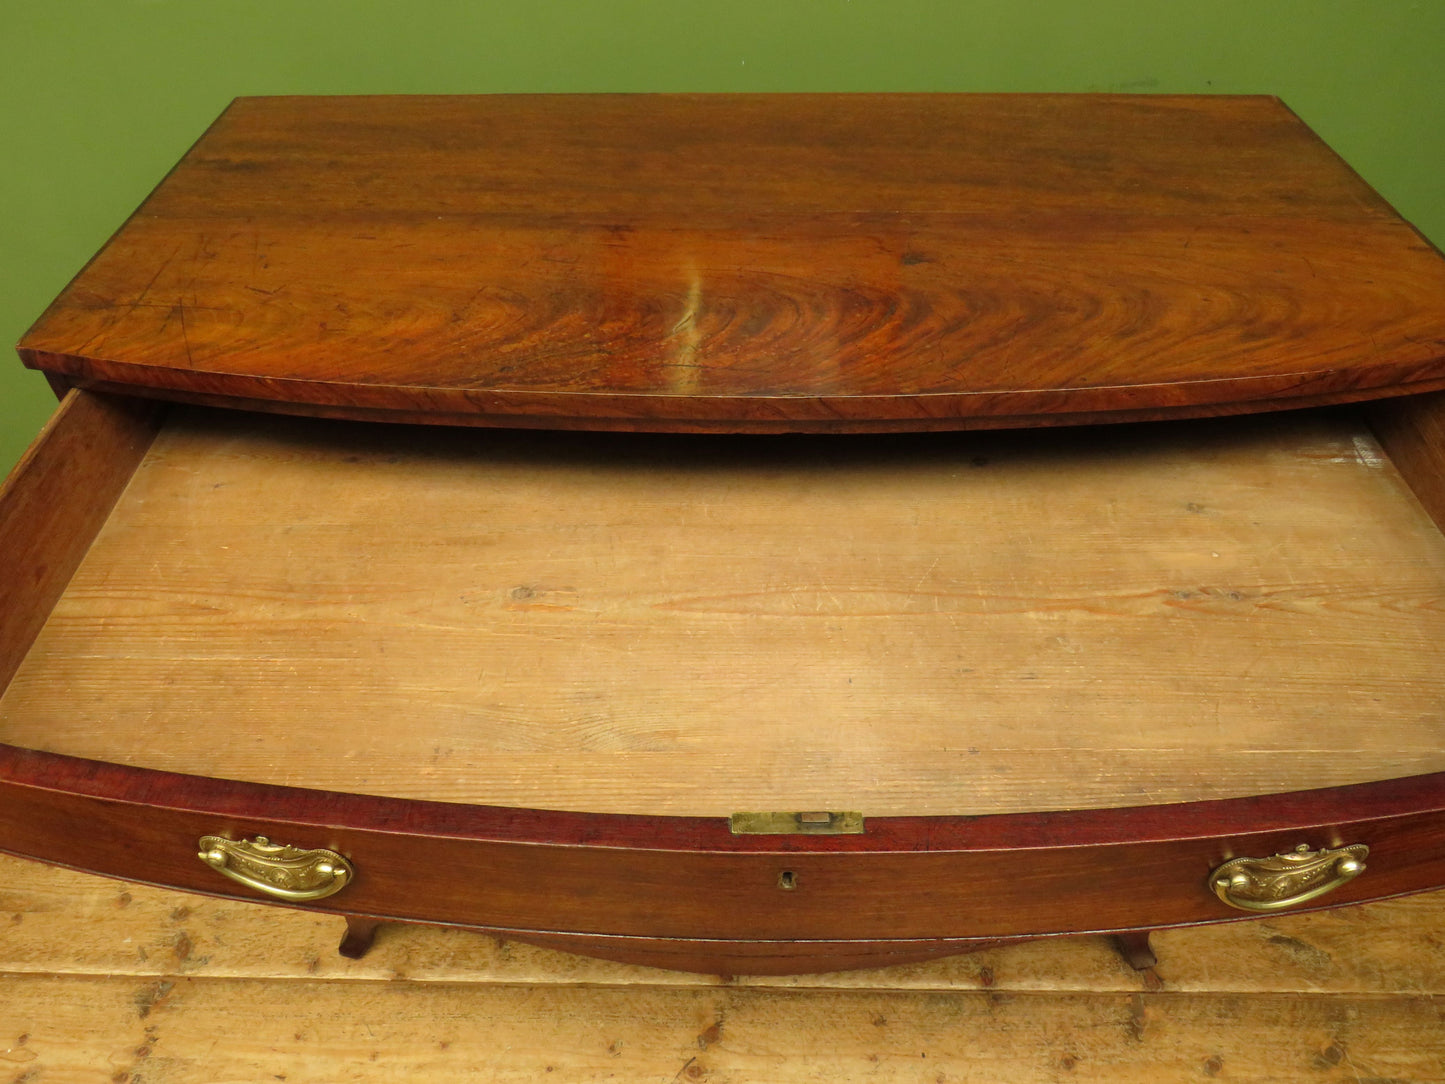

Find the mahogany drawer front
[[2, 747, 1443, 945]]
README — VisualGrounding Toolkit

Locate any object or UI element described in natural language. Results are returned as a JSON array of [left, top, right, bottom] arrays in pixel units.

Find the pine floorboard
[[2, 854, 1443, 1082]]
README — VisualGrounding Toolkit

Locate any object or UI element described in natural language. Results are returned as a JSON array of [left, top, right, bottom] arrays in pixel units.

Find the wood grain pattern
[[0, 390, 159, 690], [6, 406, 1445, 818], [12, 974, 1445, 1083], [11, 976, 1445, 1083], [4, 856, 1445, 1083], [20, 95, 1445, 431]]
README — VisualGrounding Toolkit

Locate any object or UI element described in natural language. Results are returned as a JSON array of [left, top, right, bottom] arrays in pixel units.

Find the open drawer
[[3, 389, 1445, 973]]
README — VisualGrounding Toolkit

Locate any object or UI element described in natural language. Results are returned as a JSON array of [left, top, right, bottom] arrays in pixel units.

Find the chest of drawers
[[5, 94, 1445, 973]]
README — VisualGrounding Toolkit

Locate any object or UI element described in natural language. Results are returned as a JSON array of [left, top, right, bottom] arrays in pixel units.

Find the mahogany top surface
[[19, 94, 1445, 432]]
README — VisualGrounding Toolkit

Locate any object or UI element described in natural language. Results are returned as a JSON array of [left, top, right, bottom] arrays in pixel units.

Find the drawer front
[[3, 748, 1442, 944]]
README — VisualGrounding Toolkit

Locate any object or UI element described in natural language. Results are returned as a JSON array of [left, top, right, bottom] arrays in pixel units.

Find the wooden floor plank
[[5, 856, 1445, 1081], [4, 973, 1443, 1084]]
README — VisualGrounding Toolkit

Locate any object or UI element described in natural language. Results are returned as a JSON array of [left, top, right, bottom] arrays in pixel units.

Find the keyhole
[[777, 870, 798, 891]]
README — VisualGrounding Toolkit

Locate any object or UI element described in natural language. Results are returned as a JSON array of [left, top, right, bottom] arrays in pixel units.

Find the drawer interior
[[4, 403, 1445, 818]]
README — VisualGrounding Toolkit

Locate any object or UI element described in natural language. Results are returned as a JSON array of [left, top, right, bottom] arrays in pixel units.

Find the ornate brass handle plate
[[197, 835, 353, 902], [1210, 843, 1368, 913]]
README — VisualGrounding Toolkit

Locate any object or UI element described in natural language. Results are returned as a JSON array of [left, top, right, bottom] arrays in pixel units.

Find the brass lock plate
[[728, 811, 864, 835]]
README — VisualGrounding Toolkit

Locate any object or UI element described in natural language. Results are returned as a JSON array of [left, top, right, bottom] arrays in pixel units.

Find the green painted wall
[[3, 1, 1442, 472]]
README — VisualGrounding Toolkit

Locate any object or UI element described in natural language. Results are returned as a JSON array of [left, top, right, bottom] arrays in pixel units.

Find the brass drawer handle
[[197, 835, 353, 902], [1210, 843, 1368, 913]]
